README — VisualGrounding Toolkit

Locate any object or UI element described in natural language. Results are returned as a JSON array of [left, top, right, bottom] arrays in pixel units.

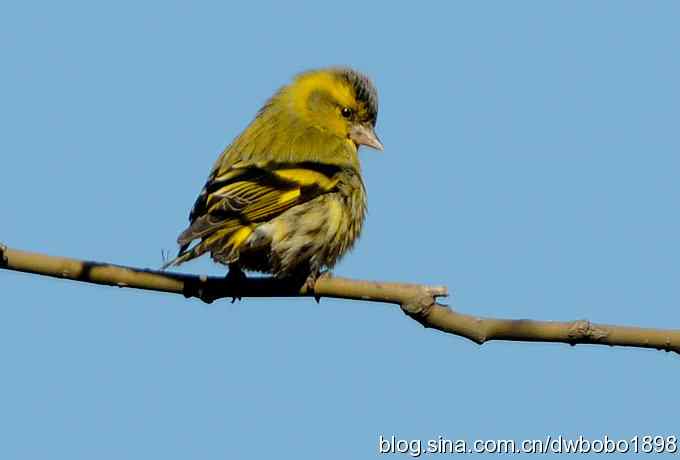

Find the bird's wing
[[165, 160, 342, 267]]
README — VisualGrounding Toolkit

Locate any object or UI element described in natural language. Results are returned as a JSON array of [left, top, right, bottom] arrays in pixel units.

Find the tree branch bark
[[2, 243, 679, 355]]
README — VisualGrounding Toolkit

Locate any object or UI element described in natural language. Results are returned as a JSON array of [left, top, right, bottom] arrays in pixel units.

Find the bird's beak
[[350, 123, 384, 151]]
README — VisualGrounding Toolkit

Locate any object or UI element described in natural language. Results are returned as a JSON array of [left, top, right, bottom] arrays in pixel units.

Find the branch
[[2, 243, 679, 354]]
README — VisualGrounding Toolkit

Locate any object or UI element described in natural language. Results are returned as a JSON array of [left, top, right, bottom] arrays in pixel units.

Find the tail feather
[[209, 226, 253, 264], [161, 238, 210, 269], [162, 225, 253, 270], [177, 214, 227, 247]]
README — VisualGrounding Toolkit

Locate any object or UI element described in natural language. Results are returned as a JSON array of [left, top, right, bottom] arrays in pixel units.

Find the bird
[[163, 67, 382, 288]]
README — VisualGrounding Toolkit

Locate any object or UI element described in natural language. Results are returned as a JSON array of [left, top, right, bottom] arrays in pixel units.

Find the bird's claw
[[305, 270, 331, 303], [226, 264, 247, 302]]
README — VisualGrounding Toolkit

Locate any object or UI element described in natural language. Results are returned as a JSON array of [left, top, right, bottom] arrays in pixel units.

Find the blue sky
[[2, 1, 679, 458]]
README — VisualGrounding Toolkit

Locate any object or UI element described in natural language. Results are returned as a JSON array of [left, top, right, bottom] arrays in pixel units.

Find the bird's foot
[[226, 264, 247, 302], [305, 269, 331, 303]]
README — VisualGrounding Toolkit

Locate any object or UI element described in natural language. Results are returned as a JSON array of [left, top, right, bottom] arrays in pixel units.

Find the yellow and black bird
[[164, 67, 382, 286]]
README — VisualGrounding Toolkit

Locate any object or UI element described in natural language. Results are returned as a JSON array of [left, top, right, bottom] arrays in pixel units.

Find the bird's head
[[278, 67, 383, 151]]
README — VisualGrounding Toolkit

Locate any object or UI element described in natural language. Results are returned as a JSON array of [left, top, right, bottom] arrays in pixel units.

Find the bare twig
[[1, 243, 679, 354]]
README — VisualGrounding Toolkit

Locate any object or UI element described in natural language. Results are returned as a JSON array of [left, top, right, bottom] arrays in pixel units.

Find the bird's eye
[[341, 107, 353, 118]]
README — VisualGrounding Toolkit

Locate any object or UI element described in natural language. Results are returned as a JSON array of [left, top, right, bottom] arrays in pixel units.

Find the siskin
[[164, 67, 383, 286]]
